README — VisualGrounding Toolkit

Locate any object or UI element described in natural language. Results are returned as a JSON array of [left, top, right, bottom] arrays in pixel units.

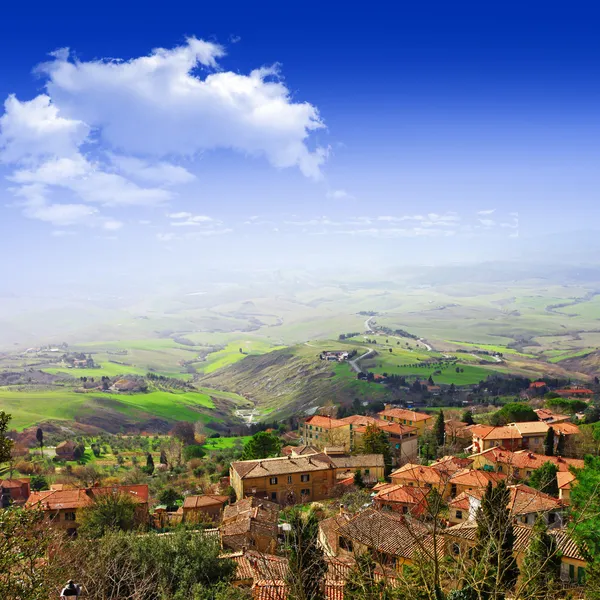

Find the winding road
[[349, 348, 375, 373]]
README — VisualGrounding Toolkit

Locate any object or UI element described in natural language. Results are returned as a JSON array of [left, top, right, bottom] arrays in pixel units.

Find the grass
[[0, 388, 218, 431], [365, 360, 494, 385], [199, 340, 285, 374], [202, 435, 252, 450], [44, 362, 148, 378]]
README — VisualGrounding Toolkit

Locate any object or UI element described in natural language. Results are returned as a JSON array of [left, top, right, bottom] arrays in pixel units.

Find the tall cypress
[[435, 410, 446, 447], [544, 427, 555, 457], [474, 481, 519, 598]]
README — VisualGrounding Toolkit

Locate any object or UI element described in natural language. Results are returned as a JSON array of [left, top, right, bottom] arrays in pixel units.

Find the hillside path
[[349, 348, 374, 373]]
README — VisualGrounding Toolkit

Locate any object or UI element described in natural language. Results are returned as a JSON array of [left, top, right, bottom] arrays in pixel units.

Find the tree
[[36, 427, 44, 458], [0, 507, 63, 600], [353, 469, 364, 489], [146, 453, 155, 474], [489, 403, 537, 426], [529, 462, 559, 497], [435, 410, 445, 447], [285, 508, 327, 600], [160, 449, 168, 465], [78, 491, 139, 538], [159, 487, 182, 510], [358, 423, 392, 474], [0, 411, 14, 465], [556, 432, 566, 455], [544, 426, 554, 457], [519, 517, 561, 599], [428, 375, 435, 386], [570, 456, 600, 560], [473, 481, 519, 598], [241, 431, 281, 460], [29, 474, 49, 492], [344, 553, 385, 600], [171, 422, 196, 446], [462, 410, 475, 426]]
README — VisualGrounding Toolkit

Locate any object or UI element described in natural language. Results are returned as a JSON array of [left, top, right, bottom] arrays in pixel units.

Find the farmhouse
[[301, 416, 351, 450], [182, 494, 230, 522], [55, 440, 77, 461], [0, 478, 30, 507]]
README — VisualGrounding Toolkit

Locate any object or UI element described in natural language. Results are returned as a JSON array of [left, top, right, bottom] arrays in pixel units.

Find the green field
[[0, 388, 218, 431], [199, 340, 285, 374], [202, 435, 251, 450], [44, 361, 149, 378]]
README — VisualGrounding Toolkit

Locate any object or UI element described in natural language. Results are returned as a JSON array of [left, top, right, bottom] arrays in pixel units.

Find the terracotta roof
[[281, 445, 319, 456], [470, 447, 584, 472], [253, 580, 287, 600], [431, 456, 474, 474], [557, 471, 576, 490], [555, 388, 593, 395], [183, 494, 229, 509], [534, 409, 570, 423], [448, 491, 471, 511], [390, 463, 447, 485], [338, 415, 382, 426], [56, 440, 76, 450], [529, 381, 547, 388], [318, 513, 353, 553], [471, 425, 522, 440], [510, 422, 549, 435], [449, 469, 506, 488], [464, 484, 563, 516], [329, 454, 384, 470], [222, 497, 279, 539], [304, 415, 348, 429], [27, 484, 149, 510], [378, 408, 432, 422], [0, 479, 28, 489], [551, 422, 581, 436], [445, 522, 585, 560], [375, 484, 429, 505], [231, 453, 334, 479]]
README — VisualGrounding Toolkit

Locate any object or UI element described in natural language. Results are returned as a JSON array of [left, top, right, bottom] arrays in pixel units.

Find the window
[[270, 477, 278, 485], [402, 506, 408, 515], [456, 510, 463, 519], [339, 537, 353, 551], [497, 465, 503, 473], [548, 512, 556, 524], [450, 484, 457, 497], [64, 512, 76, 521], [569, 564, 575, 581], [301, 489, 310, 497], [271, 492, 277, 501], [365, 469, 370, 475], [301, 474, 310, 482], [578, 567, 586, 585], [287, 476, 292, 484], [452, 543, 460, 556]]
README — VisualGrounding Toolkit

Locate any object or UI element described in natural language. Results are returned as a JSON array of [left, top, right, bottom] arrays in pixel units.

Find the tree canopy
[[0, 411, 14, 464], [489, 402, 538, 426], [241, 431, 282, 460], [528, 462, 559, 497]]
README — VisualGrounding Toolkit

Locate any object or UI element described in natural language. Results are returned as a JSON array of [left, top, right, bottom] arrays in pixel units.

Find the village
[[1, 377, 597, 599]]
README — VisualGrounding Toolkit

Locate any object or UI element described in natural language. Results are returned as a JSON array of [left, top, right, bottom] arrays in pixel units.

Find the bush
[[184, 445, 206, 461]]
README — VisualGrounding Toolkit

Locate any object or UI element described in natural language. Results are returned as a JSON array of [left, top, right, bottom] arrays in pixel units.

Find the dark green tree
[[146, 452, 155, 474], [29, 474, 49, 492], [544, 426, 555, 456], [435, 410, 445, 447], [78, 491, 139, 538], [462, 410, 475, 426], [519, 517, 561, 598], [285, 508, 327, 600], [556, 432, 566, 455], [0, 412, 13, 464], [570, 456, 600, 559], [159, 488, 183, 510], [489, 403, 537, 426], [358, 423, 392, 474], [529, 462, 559, 497], [241, 431, 281, 460], [353, 469, 364, 489], [474, 481, 519, 598], [36, 428, 44, 459]]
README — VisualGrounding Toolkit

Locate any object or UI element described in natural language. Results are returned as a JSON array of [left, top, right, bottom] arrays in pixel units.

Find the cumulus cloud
[[478, 219, 495, 227], [40, 37, 327, 178], [477, 208, 496, 215], [326, 189, 354, 200], [0, 37, 327, 232]]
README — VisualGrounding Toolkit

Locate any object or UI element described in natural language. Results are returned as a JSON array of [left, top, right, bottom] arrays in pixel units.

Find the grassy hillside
[[198, 343, 395, 419]]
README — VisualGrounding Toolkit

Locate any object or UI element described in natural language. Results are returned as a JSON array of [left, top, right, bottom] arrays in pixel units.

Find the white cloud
[[478, 219, 495, 227], [51, 229, 76, 237], [170, 214, 214, 226], [103, 219, 123, 231], [40, 38, 327, 179], [326, 189, 353, 200], [477, 209, 496, 215], [168, 212, 192, 219], [109, 154, 195, 186]]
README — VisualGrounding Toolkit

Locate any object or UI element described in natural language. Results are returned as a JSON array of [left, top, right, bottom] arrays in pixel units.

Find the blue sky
[[1, 1, 599, 286]]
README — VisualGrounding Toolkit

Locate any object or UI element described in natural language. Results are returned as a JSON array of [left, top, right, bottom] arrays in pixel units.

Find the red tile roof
[[183, 494, 229, 509], [449, 468, 506, 488], [471, 448, 584, 472], [378, 408, 432, 422], [304, 416, 347, 429]]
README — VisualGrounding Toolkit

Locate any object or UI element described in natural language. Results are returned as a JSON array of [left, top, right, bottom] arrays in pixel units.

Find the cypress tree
[[556, 432, 565, 456], [435, 410, 446, 447], [520, 517, 561, 598], [544, 427, 555, 456], [146, 452, 155, 474], [286, 508, 327, 600], [474, 481, 519, 598]]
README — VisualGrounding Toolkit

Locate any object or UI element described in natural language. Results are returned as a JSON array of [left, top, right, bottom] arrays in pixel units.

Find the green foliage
[[358, 423, 392, 473], [353, 469, 364, 489], [0, 507, 61, 600], [546, 397, 588, 414], [159, 487, 183, 510], [146, 452, 154, 474], [570, 455, 600, 559], [489, 402, 537, 426], [435, 410, 445, 447], [462, 410, 475, 426], [285, 508, 327, 600], [240, 431, 281, 460], [78, 491, 139, 538], [528, 462, 559, 497], [474, 481, 519, 597], [29, 474, 49, 491], [544, 427, 554, 457], [344, 553, 387, 600], [519, 518, 561, 599], [184, 445, 206, 460], [0, 411, 14, 464], [61, 529, 235, 600]]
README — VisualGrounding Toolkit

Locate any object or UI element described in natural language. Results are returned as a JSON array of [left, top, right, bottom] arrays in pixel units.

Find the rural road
[[418, 338, 433, 351], [364, 316, 375, 332], [349, 348, 374, 373]]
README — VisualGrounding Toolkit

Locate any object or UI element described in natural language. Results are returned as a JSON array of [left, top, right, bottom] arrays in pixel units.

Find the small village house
[[221, 497, 279, 553], [301, 416, 351, 450], [0, 478, 30, 507], [182, 494, 230, 522], [55, 440, 77, 461], [378, 407, 433, 433]]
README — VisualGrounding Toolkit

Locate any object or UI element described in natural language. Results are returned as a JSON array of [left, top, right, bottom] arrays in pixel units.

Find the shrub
[[184, 445, 206, 461]]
